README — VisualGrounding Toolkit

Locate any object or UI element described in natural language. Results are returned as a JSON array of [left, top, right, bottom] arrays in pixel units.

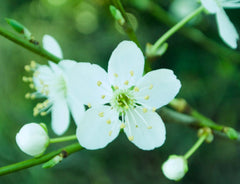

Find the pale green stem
[[151, 6, 204, 53], [49, 135, 77, 144], [184, 134, 207, 160]]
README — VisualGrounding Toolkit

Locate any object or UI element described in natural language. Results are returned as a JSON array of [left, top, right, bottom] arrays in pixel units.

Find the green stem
[[151, 6, 204, 53], [49, 135, 77, 144], [184, 134, 207, 160], [0, 143, 83, 176], [0, 26, 61, 63]]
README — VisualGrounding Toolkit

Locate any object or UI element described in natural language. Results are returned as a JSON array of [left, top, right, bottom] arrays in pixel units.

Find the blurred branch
[[159, 99, 240, 141], [0, 26, 60, 63], [110, 0, 141, 48], [0, 143, 83, 176], [135, 1, 240, 61]]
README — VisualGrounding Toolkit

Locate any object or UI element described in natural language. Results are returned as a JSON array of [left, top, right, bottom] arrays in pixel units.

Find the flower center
[[111, 89, 136, 112]]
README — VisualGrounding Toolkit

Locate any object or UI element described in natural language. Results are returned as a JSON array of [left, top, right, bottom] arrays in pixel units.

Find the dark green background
[[0, 0, 240, 183]]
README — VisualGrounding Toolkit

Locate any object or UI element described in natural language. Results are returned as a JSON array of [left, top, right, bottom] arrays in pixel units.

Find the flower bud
[[162, 155, 188, 181], [16, 123, 49, 157]]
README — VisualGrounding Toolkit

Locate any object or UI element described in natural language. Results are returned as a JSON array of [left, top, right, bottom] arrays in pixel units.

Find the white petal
[[216, 10, 239, 49], [76, 105, 121, 150], [68, 62, 112, 106], [200, 0, 220, 13], [108, 41, 145, 89], [59, 60, 77, 71], [67, 95, 85, 125], [43, 35, 63, 59], [124, 107, 166, 150], [134, 69, 181, 109], [49, 61, 62, 75], [51, 99, 70, 135]]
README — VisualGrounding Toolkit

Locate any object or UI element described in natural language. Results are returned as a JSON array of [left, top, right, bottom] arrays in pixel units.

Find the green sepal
[[5, 18, 32, 40], [145, 42, 168, 58], [223, 127, 239, 140], [109, 5, 125, 25], [42, 155, 63, 169]]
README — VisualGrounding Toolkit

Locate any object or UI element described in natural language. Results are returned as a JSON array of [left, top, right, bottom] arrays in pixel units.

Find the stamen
[[106, 119, 111, 124], [109, 130, 113, 136], [147, 126, 152, 129], [30, 61, 37, 69], [152, 107, 156, 112], [114, 73, 118, 77], [142, 108, 148, 113], [130, 70, 134, 76], [114, 86, 119, 90], [133, 109, 153, 130], [25, 93, 31, 99], [98, 112, 104, 117], [87, 103, 92, 108], [134, 87, 139, 92], [40, 112, 47, 116], [144, 95, 150, 100], [149, 84, 153, 90], [22, 76, 28, 82], [128, 136, 134, 141], [24, 65, 31, 72], [97, 81, 102, 86], [101, 95, 105, 99], [124, 80, 129, 85], [120, 123, 125, 129], [29, 83, 35, 89]]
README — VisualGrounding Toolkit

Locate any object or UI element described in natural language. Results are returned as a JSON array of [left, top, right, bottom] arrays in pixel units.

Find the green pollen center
[[111, 89, 135, 112]]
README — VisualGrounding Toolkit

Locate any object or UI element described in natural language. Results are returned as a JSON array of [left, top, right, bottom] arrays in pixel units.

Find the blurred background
[[0, 0, 240, 183]]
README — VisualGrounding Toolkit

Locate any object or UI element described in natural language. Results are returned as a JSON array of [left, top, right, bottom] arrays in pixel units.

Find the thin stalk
[[151, 6, 204, 53], [184, 134, 207, 160], [49, 135, 77, 144], [0, 26, 60, 63], [0, 143, 83, 176]]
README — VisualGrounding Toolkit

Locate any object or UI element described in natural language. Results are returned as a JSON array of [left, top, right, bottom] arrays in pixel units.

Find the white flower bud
[[16, 123, 49, 157], [162, 155, 188, 181]]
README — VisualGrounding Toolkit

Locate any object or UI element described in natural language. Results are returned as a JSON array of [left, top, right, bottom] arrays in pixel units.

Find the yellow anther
[[30, 61, 36, 68], [152, 107, 156, 112], [97, 81, 102, 86], [124, 80, 129, 85], [149, 84, 153, 90], [142, 108, 148, 113], [87, 103, 92, 108], [43, 100, 49, 106], [114, 73, 118, 77], [130, 70, 134, 76], [128, 136, 134, 141], [106, 119, 111, 124], [24, 65, 31, 72], [136, 125, 139, 128], [147, 126, 152, 129], [40, 112, 47, 116], [120, 123, 126, 129], [134, 87, 139, 92], [33, 110, 38, 116], [144, 95, 150, 100], [114, 86, 119, 90], [22, 76, 28, 82], [25, 93, 31, 99], [36, 103, 43, 109], [101, 95, 106, 99], [29, 83, 35, 89], [30, 94, 36, 100], [33, 72, 39, 77], [98, 112, 104, 117], [109, 130, 113, 136]]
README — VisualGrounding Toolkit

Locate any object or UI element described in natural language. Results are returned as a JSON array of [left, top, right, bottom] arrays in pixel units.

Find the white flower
[[200, 0, 240, 49], [24, 35, 85, 135], [16, 123, 49, 156], [162, 155, 188, 181], [69, 41, 181, 150]]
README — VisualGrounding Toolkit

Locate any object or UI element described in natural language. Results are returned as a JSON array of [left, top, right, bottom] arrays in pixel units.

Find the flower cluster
[[17, 36, 181, 155]]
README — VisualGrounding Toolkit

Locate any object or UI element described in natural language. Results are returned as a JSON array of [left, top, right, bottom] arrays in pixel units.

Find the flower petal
[[51, 99, 70, 135], [68, 62, 112, 106], [67, 95, 85, 125], [124, 107, 166, 150], [108, 41, 145, 89], [76, 105, 121, 150], [200, 0, 220, 13], [43, 35, 63, 59], [134, 69, 181, 109], [216, 9, 239, 49]]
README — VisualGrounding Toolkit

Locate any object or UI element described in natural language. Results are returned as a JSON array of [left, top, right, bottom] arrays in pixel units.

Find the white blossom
[[162, 155, 188, 181], [24, 35, 85, 135], [200, 0, 240, 48], [16, 123, 49, 156], [69, 41, 181, 150]]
